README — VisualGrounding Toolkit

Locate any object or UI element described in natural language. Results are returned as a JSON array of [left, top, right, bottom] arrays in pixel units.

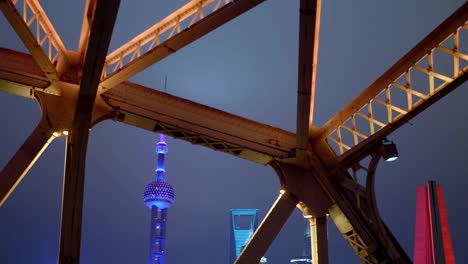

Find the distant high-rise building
[[289, 222, 312, 264], [414, 181, 455, 264], [229, 209, 267, 264], [143, 135, 175, 264]]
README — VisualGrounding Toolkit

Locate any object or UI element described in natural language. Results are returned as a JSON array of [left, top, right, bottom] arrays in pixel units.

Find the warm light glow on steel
[[321, 18, 468, 156]]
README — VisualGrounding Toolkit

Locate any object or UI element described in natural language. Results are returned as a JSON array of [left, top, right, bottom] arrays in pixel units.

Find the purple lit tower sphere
[[143, 134, 175, 264]]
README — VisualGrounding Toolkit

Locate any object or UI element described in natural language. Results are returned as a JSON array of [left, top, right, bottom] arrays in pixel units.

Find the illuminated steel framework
[[143, 135, 175, 264], [414, 181, 455, 264], [0, 0, 467, 263]]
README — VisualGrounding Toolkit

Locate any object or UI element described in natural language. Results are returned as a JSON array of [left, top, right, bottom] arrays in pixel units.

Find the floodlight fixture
[[382, 138, 398, 162]]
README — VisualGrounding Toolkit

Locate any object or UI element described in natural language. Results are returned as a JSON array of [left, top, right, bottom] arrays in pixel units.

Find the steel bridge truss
[[0, 0, 467, 263]]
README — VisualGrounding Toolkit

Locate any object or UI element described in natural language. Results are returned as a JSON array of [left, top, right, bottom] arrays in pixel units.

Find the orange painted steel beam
[[102, 81, 296, 164], [0, 48, 296, 164], [0, 48, 49, 97], [310, 216, 328, 264], [77, 0, 97, 58], [234, 193, 297, 264], [338, 69, 468, 169], [0, 0, 67, 81], [101, 0, 265, 88], [58, 0, 120, 263], [105, 0, 216, 66], [0, 120, 54, 206], [319, 2, 468, 157], [296, 0, 321, 157]]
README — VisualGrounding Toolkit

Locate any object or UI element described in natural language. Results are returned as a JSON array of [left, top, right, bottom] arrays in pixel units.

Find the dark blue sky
[[1, 0, 467, 263]]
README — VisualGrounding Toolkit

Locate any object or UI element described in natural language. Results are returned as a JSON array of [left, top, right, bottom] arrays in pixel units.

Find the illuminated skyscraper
[[229, 209, 267, 263], [290, 222, 312, 264], [414, 181, 455, 264], [230, 209, 259, 263], [143, 135, 175, 264]]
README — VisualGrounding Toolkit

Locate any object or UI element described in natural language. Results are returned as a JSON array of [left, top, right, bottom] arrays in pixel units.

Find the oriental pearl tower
[[143, 134, 175, 264]]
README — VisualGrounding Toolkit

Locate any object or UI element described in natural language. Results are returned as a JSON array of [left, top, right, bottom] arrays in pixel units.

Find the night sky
[[1, 1, 467, 263]]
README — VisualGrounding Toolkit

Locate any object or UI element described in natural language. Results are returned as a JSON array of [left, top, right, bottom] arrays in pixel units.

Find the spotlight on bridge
[[382, 139, 398, 162]]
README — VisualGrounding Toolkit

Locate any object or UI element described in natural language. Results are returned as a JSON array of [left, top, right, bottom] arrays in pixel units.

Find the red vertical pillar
[[437, 186, 455, 264], [413, 181, 455, 264], [414, 186, 432, 264]]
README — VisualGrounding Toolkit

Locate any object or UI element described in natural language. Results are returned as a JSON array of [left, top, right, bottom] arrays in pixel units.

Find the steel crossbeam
[[102, 81, 296, 164], [0, 0, 67, 80], [0, 49, 296, 165], [0, 47, 49, 97], [319, 3, 468, 157], [101, 0, 264, 88]]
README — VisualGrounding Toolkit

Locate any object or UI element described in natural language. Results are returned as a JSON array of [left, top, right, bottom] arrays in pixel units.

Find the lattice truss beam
[[0, 0, 67, 80], [155, 122, 245, 155], [101, 0, 264, 88], [320, 7, 468, 158], [104, 0, 227, 74]]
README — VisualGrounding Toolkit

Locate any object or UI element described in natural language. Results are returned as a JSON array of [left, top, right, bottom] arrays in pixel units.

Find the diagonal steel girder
[[58, 0, 120, 263], [77, 0, 97, 59], [0, 0, 68, 81], [101, 0, 265, 89], [234, 192, 298, 264], [296, 0, 321, 158], [0, 119, 54, 206], [318, 2, 468, 161]]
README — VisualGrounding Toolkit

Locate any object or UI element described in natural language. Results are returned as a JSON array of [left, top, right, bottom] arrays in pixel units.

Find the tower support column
[[143, 134, 175, 264], [148, 207, 168, 264], [309, 216, 328, 264], [414, 181, 455, 264]]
